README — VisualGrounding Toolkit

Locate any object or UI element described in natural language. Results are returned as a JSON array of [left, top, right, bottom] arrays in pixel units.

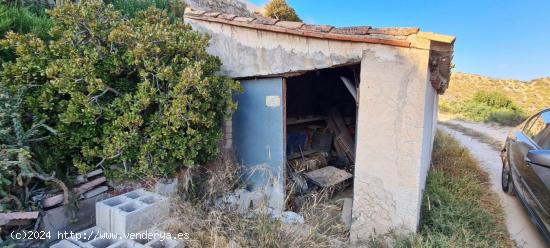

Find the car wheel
[[501, 155, 515, 195]]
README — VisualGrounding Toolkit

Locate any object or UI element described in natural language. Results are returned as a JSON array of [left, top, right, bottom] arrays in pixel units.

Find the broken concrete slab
[[304, 166, 352, 187]]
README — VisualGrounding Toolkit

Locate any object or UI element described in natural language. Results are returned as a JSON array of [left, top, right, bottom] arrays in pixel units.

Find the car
[[501, 108, 550, 242]]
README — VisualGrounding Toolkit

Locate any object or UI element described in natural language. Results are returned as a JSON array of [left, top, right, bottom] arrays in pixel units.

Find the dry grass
[[160, 150, 348, 248], [368, 131, 513, 247], [417, 130, 513, 247], [442, 72, 550, 115], [160, 131, 514, 247]]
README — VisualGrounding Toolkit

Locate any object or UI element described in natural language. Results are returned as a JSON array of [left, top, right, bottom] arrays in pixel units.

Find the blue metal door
[[232, 77, 285, 209]]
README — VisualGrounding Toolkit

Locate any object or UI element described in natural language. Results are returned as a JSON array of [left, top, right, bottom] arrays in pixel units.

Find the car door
[[524, 111, 550, 230], [509, 114, 540, 197]]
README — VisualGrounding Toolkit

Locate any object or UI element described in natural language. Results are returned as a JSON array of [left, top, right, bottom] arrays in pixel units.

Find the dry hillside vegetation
[[443, 72, 550, 114]]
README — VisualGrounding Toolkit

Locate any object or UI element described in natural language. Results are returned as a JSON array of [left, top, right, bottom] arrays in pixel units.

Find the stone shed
[[184, 8, 455, 239]]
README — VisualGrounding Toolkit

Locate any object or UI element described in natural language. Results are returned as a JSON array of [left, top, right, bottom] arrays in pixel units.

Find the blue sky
[[248, 0, 550, 80]]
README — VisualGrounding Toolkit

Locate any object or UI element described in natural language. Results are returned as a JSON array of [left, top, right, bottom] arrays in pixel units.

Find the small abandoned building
[[184, 8, 455, 239]]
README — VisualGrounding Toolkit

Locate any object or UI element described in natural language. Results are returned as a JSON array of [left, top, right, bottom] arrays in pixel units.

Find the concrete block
[[145, 238, 182, 248], [154, 178, 178, 196], [85, 237, 120, 248], [68, 226, 113, 248], [109, 190, 169, 236], [50, 240, 80, 248], [96, 195, 130, 232], [123, 189, 147, 199], [108, 240, 146, 248]]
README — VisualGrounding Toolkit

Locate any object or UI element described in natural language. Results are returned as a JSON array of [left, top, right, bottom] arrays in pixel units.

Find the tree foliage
[[263, 0, 301, 22], [0, 0, 239, 179]]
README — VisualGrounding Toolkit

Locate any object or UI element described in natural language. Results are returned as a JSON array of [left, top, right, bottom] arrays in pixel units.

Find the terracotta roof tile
[[186, 9, 206, 16], [182, 8, 439, 48], [219, 14, 237, 20], [204, 12, 221, 17], [254, 18, 279, 25], [275, 21, 304, 29], [233, 16, 255, 23], [302, 24, 334, 33], [369, 28, 420, 36], [331, 26, 371, 35]]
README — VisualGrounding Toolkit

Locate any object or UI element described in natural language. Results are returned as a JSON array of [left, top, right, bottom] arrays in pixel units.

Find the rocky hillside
[[442, 72, 550, 114]]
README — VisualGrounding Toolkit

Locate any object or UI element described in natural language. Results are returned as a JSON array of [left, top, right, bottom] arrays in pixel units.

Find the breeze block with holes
[[52, 226, 183, 248], [95, 189, 170, 236]]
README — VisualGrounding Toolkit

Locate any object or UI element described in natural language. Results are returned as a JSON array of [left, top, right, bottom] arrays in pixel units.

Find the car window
[[535, 126, 550, 150], [525, 115, 546, 141]]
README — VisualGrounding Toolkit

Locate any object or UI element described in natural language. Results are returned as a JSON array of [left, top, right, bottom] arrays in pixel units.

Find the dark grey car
[[502, 108, 550, 242]]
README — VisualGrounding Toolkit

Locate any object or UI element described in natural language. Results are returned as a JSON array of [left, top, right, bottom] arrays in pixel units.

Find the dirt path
[[441, 119, 511, 142], [439, 124, 546, 248]]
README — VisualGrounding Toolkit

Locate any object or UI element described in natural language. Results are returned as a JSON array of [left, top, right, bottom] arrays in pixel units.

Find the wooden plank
[[286, 116, 327, 126], [42, 177, 107, 208], [305, 166, 352, 187], [0, 211, 39, 226], [327, 108, 355, 163], [287, 149, 319, 160]]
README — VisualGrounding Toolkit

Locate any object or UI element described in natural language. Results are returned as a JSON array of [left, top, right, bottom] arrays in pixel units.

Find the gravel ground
[[439, 124, 546, 248]]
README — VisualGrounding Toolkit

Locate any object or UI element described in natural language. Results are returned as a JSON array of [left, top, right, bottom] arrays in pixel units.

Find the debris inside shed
[[285, 65, 358, 210]]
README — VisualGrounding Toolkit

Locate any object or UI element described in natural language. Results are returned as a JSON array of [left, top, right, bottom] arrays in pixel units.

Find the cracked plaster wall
[[185, 18, 388, 78], [350, 47, 436, 240]]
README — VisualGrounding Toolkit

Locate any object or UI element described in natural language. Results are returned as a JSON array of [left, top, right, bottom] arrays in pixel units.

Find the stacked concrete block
[[52, 190, 182, 247], [96, 189, 169, 236], [52, 226, 183, 248], [51, 240, 80, 248]]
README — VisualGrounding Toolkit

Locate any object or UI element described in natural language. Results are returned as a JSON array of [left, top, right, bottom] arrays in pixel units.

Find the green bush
[[0, 0, 239, 179], [107, 0, 186, 19], [0, 3, 51, 39], [442, 91, 525, 126], [472, 91, 515, 109]]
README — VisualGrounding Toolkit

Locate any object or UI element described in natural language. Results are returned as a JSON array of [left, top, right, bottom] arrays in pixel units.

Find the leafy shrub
[[0, 3, 51, 39], [488, 109, 526, 127], [0, 0, 239, 179], [471, 90, 515, 109], [441, 91, 525, 126], [264, 0, 301, 22], [106, 0, 186, 19]]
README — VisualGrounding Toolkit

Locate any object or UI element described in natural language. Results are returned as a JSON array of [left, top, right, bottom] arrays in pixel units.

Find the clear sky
[[248, 0, 550, 81]]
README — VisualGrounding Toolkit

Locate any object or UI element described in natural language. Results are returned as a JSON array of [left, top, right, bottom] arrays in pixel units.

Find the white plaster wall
[[351, 46, 433, 239], [185, 18, 387, 78]]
